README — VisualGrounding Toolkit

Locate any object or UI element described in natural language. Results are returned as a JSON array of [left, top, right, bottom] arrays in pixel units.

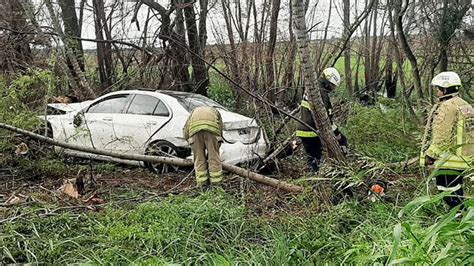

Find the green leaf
[[422, 206, 459, 246], [388, 223, 402, 263], [398, 192, 450, 218], [433, 242, 453, 265]]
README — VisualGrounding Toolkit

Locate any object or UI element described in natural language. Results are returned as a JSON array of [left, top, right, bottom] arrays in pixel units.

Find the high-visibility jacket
[[424, 95, 474, 170], [296, 81, 337, 138], [183, 106, 223, 141]]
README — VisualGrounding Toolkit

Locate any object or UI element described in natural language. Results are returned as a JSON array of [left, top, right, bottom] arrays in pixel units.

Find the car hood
[[47, 100, 93, 114], [219, 109, 259, 130]]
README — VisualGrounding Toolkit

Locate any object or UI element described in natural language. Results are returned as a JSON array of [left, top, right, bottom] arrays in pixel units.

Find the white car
[[42, 90, 268, 173]]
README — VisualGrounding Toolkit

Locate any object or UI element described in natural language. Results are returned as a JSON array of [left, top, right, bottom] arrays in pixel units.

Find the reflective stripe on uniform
[[434, 154, 470, 170], [209, 170, 223, 183], [189, 121, 220, 136], [196, 171, 209, 183], [301, 100, 311, 110], [432, 169, 463, 176], [436, 184, 462, 192], [296, 130, 318, 138]]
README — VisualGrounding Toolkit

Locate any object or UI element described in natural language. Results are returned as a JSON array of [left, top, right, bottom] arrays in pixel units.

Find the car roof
[[156, 90, 208, 99]]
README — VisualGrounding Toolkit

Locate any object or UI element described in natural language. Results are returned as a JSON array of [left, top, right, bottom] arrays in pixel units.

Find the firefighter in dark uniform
[[296, 67, 348, 171]]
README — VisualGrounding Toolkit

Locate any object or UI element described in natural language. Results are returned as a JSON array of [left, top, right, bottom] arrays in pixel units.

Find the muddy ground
[[0, 153, 424, 226]]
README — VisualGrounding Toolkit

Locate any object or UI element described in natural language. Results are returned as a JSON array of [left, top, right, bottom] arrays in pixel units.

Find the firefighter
[[421, 71, 473, 209], [296, 67, 348, 171], [183, 106, 224, 186]]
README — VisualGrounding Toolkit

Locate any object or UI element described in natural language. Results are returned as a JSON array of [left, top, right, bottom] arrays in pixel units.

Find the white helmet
[[322, 67, 341, 87], [431, 71, 462, 88]]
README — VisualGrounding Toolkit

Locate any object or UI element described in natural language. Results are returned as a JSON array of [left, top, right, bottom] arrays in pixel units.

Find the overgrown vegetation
[[2, 188, 472, 264], [344, 99, 421, 162]]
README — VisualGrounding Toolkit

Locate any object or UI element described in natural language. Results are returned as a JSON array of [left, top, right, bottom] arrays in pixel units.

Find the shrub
[[208, 73, 235, 109], [344, 101, 421, 162]]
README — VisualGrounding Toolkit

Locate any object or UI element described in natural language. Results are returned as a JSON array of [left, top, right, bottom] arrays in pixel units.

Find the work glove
[[334, 129, 348, 155]]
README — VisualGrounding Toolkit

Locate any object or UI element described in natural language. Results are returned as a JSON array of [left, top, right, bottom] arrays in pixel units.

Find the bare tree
[[393, 0, 423, 99], [45, 0, 95, 98], [428, 0, 471, 71], [342, 0, 353, 97], [58, 0, 85, 71], [293, 0, 344, 161], [0, 0, 32, 71], [93, 0, 114, 90], [265, 0, 281, 103]]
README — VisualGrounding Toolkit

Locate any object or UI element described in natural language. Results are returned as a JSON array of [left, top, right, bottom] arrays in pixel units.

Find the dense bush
[[208, 72, 236, 109]]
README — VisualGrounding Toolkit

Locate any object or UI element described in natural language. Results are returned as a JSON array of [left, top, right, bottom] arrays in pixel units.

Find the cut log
[[0, 123, 304, 193]]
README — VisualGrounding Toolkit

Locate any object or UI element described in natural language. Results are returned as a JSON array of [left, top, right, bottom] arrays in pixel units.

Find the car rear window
[[176, 95, 225, 112], [153, 101, 170, 116]]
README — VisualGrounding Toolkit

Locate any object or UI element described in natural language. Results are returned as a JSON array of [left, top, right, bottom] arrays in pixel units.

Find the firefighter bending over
[[183, 106, 224, 186]]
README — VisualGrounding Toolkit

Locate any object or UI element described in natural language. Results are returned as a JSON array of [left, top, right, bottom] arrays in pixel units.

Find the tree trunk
[[93, 0, 114, 90], [385, 49, 397, 98], [140, 0, 190, 91], [0, 123, 304, 193], [436, 0, 471, 72], [394, 0, 422, 99], [183, 0, 208, 95], [265, 0, 281, 103], [198, 0, 208, 50], [45, 0, 95, 99], [388, 0, 419, 123], [343, 0, 353, 97], [292, 0, 345, 161], [58, 0, 85, 71], [0, 0, 32, 71]]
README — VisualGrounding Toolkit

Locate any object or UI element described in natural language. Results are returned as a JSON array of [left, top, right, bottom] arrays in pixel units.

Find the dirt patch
[[0, 166, 309, 219], [0, 159, 423, 223]]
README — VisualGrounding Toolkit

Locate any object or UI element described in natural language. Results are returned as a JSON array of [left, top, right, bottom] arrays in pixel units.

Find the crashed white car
[[42, 90, 268, 173]]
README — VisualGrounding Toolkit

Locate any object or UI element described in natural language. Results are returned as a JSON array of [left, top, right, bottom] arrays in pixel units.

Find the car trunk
[[219, 109, 261, 144]]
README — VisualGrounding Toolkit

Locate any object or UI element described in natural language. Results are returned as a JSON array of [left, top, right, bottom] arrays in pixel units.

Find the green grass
[[343, 100, 421, 162], [2, 188, 472, 264]]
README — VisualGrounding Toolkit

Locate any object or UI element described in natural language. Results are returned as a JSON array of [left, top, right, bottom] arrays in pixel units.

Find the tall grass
[[343, 100, 421, 162], [2, 188, 472, 264]]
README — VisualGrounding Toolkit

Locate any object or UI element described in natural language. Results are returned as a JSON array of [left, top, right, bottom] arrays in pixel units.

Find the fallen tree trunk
[[0, 123, 304, 193]]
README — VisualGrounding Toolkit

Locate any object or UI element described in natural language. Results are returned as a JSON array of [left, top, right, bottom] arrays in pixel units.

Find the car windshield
[[159, 90, 226, 112]]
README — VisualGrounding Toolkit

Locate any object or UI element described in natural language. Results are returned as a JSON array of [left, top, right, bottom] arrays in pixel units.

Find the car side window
[[153, 101, 170, 116], [127, 94, 159, 115], [87, 95, 129, 114]]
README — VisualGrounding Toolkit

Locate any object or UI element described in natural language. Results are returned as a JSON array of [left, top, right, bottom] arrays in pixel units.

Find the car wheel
[[145, 140, 180, 174]]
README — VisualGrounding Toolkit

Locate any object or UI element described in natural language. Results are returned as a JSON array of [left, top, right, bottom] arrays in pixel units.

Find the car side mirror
[[73, 113, 83, 127]]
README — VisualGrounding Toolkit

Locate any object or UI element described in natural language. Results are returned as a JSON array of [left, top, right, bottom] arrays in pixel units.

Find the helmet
[[431, 71, 462, 88], [322, 67, 341, 87]]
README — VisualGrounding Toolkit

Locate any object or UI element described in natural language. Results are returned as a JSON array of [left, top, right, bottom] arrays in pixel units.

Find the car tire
[[145, 140, 180, 174]]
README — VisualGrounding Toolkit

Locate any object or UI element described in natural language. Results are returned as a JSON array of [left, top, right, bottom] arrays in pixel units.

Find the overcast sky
[[36, 0, 371, 49]]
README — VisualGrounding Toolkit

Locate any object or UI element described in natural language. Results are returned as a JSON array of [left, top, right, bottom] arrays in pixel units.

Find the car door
[[81, 94, 131, 151], [110, 93, 172, 154]]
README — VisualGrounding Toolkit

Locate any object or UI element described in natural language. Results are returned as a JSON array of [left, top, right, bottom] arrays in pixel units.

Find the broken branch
[[0, 123, 304, 193]]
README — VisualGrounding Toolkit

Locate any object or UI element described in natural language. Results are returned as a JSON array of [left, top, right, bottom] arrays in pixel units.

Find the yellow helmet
[[431, 71, 462, 88], [322, 67, 341, 87]]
